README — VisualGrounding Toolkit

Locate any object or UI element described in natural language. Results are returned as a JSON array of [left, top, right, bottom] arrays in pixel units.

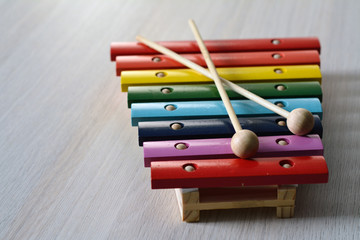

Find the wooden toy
[[110, 26, 328, 221]]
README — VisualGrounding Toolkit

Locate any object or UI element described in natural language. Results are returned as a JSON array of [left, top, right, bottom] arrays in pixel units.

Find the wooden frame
[[175, 185, 297, 222]]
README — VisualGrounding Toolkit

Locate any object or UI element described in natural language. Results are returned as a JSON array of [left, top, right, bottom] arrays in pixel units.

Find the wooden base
[[175, 185, 296, 222]]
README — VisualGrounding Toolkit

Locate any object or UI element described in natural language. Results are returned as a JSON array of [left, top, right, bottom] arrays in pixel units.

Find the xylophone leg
[[175, 188, 200, 222], [276, 185, 297, 218], [175, 185, 297, 222]]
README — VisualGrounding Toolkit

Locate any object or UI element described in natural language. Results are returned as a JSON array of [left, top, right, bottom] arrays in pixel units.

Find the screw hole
[[276, 119, 287, 126], [276, 138, 289, 145], [279, 160, 294, 168], [183, 163, 197, 172], [272, 39, 281, 45], [272, 53, 282, 59], [152, 57, 161, 62], [170, 122, 183, 130], [161, 87, 173, 94], [156, 72, 166, 78], [175, 142, 188, 150], [274, 68, 283, 74], [275, 84, 287, 91], [275, 101, 285, 108], [164, 104, 177, 111]]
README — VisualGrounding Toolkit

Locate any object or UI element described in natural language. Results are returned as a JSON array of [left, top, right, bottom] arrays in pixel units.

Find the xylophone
[[110, 29, 328, 221]]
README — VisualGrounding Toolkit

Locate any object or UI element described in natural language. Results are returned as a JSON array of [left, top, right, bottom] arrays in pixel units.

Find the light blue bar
[[131, 98, 322, 126]]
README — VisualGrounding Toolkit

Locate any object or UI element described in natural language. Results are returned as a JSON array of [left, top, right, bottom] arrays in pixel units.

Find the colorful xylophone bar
[[120, 65, 321, 91], [127, 81, 323, 107], [115, 50, 320, 76], [137, 115, 323, 146], [110, 37, 328, 222], [130, 98, 322, 126], [110, 37, 321, 61], [144, 134, 324, 167]]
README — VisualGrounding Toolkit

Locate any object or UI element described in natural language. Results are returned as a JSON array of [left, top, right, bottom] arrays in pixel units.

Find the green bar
[[127, 81, 322, 108]]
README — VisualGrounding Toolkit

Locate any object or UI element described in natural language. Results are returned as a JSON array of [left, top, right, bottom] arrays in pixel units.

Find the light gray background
[[1, 0, 359, 239]]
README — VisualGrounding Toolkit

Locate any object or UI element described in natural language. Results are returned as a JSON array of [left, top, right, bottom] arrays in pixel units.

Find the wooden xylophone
[[110, 37, 328, 222]]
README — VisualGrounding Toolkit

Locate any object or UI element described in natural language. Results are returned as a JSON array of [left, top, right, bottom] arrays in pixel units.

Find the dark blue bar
[[137, 115, 322, 146]]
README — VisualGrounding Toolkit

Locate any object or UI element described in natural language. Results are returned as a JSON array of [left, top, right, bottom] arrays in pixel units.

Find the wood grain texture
[[0, 0, 359, 239]]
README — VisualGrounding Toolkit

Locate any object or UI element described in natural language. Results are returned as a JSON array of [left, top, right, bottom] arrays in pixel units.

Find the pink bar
[[143, 134, 323, 167]]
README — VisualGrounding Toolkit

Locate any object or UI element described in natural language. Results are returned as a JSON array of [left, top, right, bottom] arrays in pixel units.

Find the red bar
[[115, 50, 320, 75], [110, 37, 321, 61], [151, 156, 328, 189]]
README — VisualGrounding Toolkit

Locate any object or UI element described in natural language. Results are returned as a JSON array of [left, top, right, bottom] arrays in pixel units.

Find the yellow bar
[[120, 65, 322, 92]]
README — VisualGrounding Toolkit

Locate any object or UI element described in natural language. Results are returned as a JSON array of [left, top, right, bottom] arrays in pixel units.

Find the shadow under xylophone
[[110, 37, 328, 222]]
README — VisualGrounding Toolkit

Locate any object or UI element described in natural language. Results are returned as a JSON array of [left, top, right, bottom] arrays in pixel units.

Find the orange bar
[[115, 50, 320, 75]]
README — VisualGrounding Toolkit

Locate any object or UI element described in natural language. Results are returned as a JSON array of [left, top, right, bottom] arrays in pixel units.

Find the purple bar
[[143, 134, 323, 167]]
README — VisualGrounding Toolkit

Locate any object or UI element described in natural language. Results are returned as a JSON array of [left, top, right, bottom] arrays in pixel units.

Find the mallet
[[187, 19, 259, 158]]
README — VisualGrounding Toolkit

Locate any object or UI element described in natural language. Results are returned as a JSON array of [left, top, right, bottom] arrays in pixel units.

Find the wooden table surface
[[1, 0, 359, 239]]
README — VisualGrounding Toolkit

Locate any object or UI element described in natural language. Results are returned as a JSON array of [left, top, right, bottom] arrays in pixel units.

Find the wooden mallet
[[187, 19, 259, 158]]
